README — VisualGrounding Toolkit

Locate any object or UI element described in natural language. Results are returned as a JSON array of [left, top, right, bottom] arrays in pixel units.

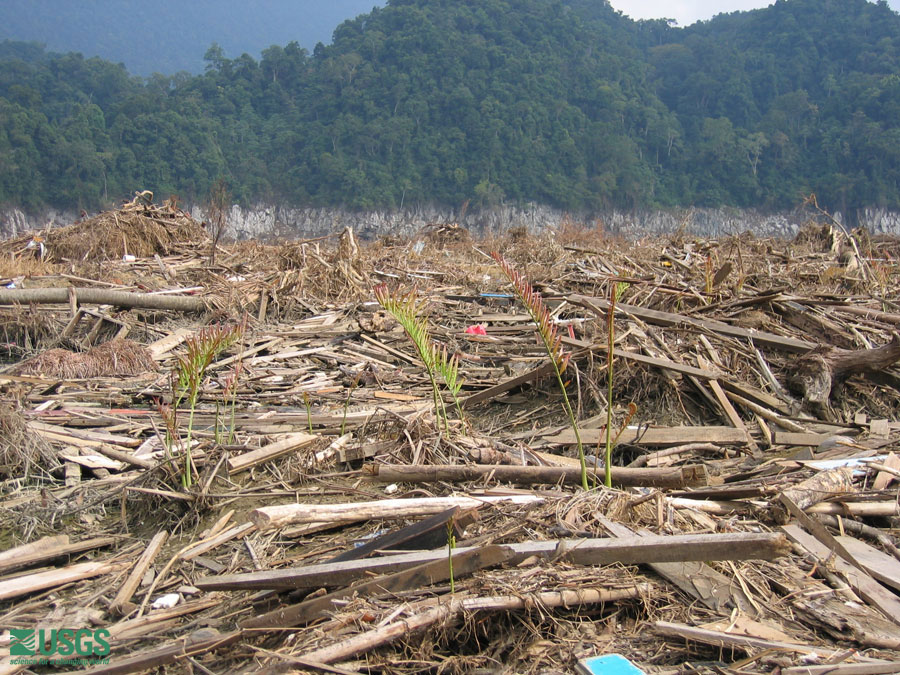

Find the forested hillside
[[1, 0, 899, 217]]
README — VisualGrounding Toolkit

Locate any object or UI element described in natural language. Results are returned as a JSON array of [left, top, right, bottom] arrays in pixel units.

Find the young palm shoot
[[491, 252, 587, 490], [374, 284, 464, 433], [172, 323, 244, 488]]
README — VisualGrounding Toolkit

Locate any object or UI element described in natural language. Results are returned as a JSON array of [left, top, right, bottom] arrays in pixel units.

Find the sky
[[608, 0, 900, 25]]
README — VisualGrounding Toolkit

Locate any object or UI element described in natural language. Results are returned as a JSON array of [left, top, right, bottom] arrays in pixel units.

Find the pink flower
[[465, 324, 487, 336]]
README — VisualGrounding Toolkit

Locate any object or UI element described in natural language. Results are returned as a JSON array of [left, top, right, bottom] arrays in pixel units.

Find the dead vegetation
[[0, 200, 899, 673], [13, 338, 157, 379]]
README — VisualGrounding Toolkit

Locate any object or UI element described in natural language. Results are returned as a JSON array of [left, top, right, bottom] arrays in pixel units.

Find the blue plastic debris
[[575, 653, 645, 675]]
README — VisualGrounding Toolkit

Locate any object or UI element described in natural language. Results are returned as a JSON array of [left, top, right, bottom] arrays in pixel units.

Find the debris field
[[0, 198, 899, 674]]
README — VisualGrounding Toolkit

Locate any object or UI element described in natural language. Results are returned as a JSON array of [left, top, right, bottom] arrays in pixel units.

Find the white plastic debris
[[384, 483, 399, 494], [151, 593, 181, 610], [122, 254, 136, 262]]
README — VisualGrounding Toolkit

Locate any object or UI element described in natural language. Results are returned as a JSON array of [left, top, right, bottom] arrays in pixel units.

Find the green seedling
[[171, 323, 244, 489], [374, 284, 464, 434]]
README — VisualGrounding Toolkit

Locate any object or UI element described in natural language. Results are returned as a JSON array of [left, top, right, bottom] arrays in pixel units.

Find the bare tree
[[207, 178, 230, 265]]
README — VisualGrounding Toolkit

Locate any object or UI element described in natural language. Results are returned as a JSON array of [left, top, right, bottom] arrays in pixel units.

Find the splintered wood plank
[[146, 327, 193, 359], [836, 535, 900, 592], [783, 524, 900, 628], [0, 561, 125, 601], [226, 432, 317, 473], [0, 536, 117, 575], [197, 533, 789, 593]]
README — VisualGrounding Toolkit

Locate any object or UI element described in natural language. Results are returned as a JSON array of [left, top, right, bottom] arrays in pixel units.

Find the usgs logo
[[10, 628, 111, 657]]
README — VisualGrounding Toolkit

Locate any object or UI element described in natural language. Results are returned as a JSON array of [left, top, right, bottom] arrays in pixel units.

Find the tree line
[[1, 0, 899, 218]]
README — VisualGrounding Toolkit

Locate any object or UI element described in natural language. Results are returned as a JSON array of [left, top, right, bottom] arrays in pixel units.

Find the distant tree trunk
[[207, 178, 230, 266]]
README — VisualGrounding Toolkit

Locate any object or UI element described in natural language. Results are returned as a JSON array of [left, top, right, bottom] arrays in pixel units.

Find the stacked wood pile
[[0, 202, 899, 673]]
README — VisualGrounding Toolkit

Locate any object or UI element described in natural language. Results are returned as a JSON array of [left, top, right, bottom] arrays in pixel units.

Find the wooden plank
[[873, 452, 900, 490], [0, 536, 117, 575], [329, 507, 465, 563], [782, 662, 900, 675], [837, 535, 900, 592], [462, 361, 555, 407], [109, 530, 167, 615], [542, 425, 749, 447], [598, 515, 753, 612], [227, 432, 317, 473], [655, 621, 839, 657], [708, 378, 757, 452], [773, 431, 835, 447], [198, 532, 789, 593]]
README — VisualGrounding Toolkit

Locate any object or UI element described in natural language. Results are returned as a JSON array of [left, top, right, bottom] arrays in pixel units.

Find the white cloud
[[608, 0, 900, 27]]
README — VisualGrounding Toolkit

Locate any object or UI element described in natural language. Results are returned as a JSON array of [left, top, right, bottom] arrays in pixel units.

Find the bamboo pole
[[0, 287, 205, 312], [368, 463, 709, 488]]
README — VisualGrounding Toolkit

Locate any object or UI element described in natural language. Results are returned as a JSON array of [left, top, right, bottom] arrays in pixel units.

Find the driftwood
[[789, 334, 900, 417], [0, 287, 205, 312]]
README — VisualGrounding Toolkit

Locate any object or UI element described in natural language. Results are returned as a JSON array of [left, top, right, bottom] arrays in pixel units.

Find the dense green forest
[[1, 0, 899, 217]]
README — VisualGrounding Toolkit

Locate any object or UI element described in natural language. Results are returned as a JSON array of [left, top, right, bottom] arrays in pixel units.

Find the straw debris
[[13, 337, 157, 378]]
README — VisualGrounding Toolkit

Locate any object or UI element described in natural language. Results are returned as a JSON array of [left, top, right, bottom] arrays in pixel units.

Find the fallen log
[[789, 333, 900, 417], [0, 287, 206, 312], [367, 463, 710, 488]]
